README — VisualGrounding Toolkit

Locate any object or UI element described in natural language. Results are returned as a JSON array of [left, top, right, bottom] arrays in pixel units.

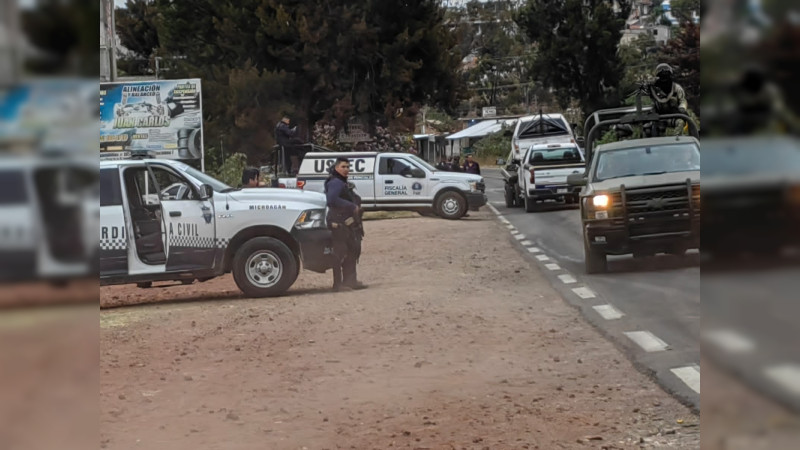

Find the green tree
[[116, 0, 160, 58], [143, 0, 463, 169], [515, 0, 632, 116], [21, 0, 98, 75]]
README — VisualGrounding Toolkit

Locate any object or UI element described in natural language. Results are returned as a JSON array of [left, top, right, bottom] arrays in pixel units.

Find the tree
[[515, 0, 632, 116], [149, 0, 464, 168], [116, 0, 160, 58]]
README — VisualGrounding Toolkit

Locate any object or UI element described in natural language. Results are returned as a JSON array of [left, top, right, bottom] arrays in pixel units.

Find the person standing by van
[[275, 116, 303, 175], [324, 157, 367, 291]]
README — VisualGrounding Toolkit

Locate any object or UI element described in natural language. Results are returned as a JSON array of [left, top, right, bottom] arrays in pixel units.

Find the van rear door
[[298, 154, 376, 206]]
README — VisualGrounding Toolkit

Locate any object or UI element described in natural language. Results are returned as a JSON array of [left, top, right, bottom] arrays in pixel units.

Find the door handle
[[169, 211, 181, 217], [385, 180, 394, 184]]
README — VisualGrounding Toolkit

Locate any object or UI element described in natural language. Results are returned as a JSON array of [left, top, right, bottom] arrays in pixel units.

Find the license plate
[[557, 188, 568, 193], [595, 211, 608, 219]]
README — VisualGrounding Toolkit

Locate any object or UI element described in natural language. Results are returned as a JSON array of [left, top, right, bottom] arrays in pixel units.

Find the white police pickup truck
[[99, 159, 332, 297], [288, 152, 486, 220]]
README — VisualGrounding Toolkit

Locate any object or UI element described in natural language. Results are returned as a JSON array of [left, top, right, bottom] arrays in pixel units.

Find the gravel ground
[[100, 210, 699, 449]]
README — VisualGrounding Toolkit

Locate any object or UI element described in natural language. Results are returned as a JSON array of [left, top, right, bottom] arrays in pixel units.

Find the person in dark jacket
[[325, 157, 367, 291], [463, 154, 481, 175], [275, 116, 303, 175], [435, 157, 450, 171], [451, 155, 463, 172]]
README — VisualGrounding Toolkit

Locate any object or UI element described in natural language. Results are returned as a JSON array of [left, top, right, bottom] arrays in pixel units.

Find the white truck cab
[[292, 152, 486, 219], [503, 143, 586, 212], [99, 159, 332, 297], [509, 113, 578, 162]]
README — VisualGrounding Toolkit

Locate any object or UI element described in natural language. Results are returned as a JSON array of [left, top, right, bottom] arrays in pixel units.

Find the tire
[[136, 281, 152, 289], [232, 237, 299, 297], [584, 239, 607, 274], [524, 195, 536, 213], [504, 185, 516, 207], [435, 191, 467, 220]]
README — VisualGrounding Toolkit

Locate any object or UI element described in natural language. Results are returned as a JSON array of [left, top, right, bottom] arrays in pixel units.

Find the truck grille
[[612, 182, 698, 238]]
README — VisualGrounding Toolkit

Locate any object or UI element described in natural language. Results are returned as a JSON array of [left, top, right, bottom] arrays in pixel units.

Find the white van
[[294, 152, 486, 220], [509, 113, 578, 162]]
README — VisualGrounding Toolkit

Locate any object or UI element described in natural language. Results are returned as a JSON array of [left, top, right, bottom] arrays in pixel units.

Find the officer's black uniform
[[324, 169, 365, 290]]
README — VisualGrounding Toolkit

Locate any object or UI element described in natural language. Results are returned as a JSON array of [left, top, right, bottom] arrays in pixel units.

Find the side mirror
[[199, 184, 213, 199], [567, 174, 587, 187], [410, 168, 425, 178]]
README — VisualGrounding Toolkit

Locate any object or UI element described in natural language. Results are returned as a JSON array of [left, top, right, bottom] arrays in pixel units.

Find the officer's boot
[[342, 258, 366, 290]]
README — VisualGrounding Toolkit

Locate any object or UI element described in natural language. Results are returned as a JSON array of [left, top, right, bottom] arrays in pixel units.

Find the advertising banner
[[100, 78, 203, 161]]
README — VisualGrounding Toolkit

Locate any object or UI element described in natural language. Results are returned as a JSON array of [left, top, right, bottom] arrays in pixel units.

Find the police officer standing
[[325, 157, 367, 291]]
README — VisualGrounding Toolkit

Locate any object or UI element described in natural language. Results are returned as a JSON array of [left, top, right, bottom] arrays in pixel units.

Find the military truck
[[567, 94, 700, 273]]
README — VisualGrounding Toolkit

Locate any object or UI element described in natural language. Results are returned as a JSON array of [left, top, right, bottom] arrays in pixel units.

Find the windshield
[[594, 143, 700, 181], [702, 139, 800, 178], [407, 154, 438, 172], [180, 164, 232, 192], [528, 147, 582, 165]]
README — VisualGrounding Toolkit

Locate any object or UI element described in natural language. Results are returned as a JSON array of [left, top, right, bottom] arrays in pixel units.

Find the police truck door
[[375, 155, 427, 206], [147, 164, 217, 272]]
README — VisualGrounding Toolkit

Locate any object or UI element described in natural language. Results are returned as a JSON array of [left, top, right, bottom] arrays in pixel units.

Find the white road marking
[[764, 364, 800, 397], [506, 224, 516, 230], [527, 247, 541, 253], [514, 234, 525, 240], [520, 240, 533, 246], [535, 254, 550, 261], [571, 287, 596, 299], [671, 366, 701, 394], [558, 274, 577, 284], [487, 204, 500, 214], [624, 331, 669, 352], [703, 329, 756, 354], [593, 304, 624, 320], [545, 263, 561, 270]]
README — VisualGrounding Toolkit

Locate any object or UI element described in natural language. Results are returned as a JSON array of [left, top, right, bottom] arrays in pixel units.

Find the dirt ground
[[100, 210, 699, 449]]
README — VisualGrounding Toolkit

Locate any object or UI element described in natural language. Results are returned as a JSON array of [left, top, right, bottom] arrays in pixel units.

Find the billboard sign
[[100, 78, 203, 161]]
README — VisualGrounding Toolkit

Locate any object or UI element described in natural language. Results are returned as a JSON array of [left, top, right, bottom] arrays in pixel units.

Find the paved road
[[481, 168, 701, 410]]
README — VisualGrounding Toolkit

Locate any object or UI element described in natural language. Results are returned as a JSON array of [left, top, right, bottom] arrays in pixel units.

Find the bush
[[472, 128, 512, 160], [211, 153, 248, 187]]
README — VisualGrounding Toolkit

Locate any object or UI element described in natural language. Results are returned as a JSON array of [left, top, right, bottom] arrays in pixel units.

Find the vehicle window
[[180, 165, 231, 192], [127, 169, 159, 206], [518, 118, 570, 139], [379, 157, 414, 177], [150, 166, 196, 201], [594, 143, 700, 181], [702, 139, 800, 177], [407, 155, 437, 172], [0, 170, 28, 205], [528, 148, 582, 165], [100, 169, 122, 206]]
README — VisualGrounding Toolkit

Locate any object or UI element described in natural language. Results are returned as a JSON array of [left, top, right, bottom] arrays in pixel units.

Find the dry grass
[[362, 210, 420, 221]]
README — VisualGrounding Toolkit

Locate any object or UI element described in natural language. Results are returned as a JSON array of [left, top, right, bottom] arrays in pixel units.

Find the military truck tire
[[584, 240, 607, 274], [524, 195, 536, 213], [436, 191, 466, 220], [232, 237, 299, 297]]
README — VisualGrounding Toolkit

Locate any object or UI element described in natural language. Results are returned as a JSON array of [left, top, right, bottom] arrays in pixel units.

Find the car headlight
[[294, 208, 326, 230], [592, 194, 610, 208], [469, 181, 478, 192]]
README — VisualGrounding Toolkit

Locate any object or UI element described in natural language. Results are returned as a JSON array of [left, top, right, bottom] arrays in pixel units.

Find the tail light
[[297, 180, 306, 190], [278, 183, 286, 188], [529, 168, 535, 184]]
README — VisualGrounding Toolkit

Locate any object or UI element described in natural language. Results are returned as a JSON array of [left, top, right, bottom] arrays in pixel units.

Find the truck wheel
[[524, 195, 537, 213], [436, 191, 466, 220], [232, 237, 299, 297], [504, 186, 516, 207], [584, 240, 607, 274]]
